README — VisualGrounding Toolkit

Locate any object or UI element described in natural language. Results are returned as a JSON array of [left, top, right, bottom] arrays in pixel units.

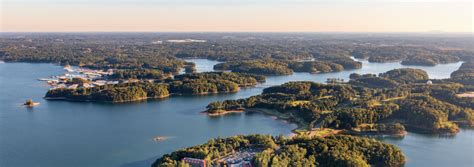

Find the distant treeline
[[352, 45, 471, 65], [1, 33, 472, 74], [214, 58, 362, 75]]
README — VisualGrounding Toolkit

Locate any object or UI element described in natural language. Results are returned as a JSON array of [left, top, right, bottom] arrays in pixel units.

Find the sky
[[0, 0, 473, 32]]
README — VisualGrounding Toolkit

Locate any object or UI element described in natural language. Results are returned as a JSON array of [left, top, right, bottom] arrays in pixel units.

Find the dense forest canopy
[[206, 68, 474, 134], [451, 62, 474, 85], [109, 69, 171, 80], [153, 134, 405, 167], [214, 58, 362, 75], [348, 68, 429, 88], [45, 72, 264, 102], [1, 33, 472, 74]]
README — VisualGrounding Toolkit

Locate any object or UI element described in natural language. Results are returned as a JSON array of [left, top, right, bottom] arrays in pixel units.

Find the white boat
[[64, 65, 75, 72], [38, 78, 51, 81]]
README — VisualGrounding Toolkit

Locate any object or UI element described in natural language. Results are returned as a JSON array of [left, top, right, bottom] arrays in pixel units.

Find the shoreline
[[456, 92, 474, 98], [44, 96, 156, 103], [204, 107, 308, 135], [346, 130, 408, 137], [404, 125, 460, 134], [211, 107, 327, 136], [205, 108, 455, 137], [245, 108, 309, 132], [248, 108, 461, 136], [203, 110, 245, 116], [43, 90, 244, 103]]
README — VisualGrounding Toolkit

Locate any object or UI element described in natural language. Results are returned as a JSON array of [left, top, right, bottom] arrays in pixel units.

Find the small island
[[213, 58, 362, 75], [400, 54, 460, 66], [352, 47, 463, 66], [23, 99, 40, 107], [203, 106, 245, 116]]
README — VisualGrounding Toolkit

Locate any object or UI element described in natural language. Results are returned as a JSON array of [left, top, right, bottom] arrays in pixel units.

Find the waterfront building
[[182, 157, 206, 167]]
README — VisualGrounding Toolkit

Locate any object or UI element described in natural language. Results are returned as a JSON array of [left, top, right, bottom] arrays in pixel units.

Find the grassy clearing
[[382, 96, 407, 102], [288, 100, 310, 107], [294, 128, 342, 138]]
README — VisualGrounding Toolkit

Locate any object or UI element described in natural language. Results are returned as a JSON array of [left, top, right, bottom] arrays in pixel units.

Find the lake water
[[0, 59, 472, 167]]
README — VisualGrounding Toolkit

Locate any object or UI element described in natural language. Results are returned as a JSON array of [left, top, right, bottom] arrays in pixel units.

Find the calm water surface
[[0, 59, 472, 167]]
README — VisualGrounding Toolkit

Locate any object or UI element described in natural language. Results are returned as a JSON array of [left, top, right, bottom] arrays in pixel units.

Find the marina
[[38, 65, 115, 89]]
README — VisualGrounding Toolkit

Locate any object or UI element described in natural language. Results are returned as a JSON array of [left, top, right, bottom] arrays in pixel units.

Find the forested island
[[45, 72, 264, 102], [205, 67, 474, 135], [213, 58, 362, 75], [351, 45, 471, 65], [153, 134, 405, 167]]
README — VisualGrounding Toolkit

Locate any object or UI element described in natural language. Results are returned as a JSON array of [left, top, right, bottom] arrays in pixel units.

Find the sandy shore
[[457, 92, 474, 98]]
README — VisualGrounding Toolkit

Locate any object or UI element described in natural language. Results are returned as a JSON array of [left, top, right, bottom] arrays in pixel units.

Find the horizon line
[[1, 31, 473, 34]]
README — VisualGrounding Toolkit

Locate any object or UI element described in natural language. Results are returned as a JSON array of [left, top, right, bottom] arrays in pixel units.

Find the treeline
[[45, 72, 264, 102], [0, 41, 187, 73], [424, 83, 474, 109], [394, 95, 467, 133], [213, 58, 361, 75], [152, 134, 405, 167], [401, 54, 460, 66], [352, 45, 468, 65], [46, 82, 168, 102], [109, 69, 171, 80], [288, 59, 362, 73], [349, 68, 429, 88], [206, 68, 474, 134], [353, 123, 406, 135], [214, 60, 293, 75], [174, 72, 265, 87], [2, 33, 470, 75], [451, 62, 474, 85]]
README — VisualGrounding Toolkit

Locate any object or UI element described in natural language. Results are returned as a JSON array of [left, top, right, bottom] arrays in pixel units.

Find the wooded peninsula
[[45, 72, 264, 102], [205, 66, 474, 135]]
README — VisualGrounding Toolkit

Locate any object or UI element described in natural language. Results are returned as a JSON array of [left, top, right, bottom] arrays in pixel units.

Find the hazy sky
[[1, 0, 473, 32]]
